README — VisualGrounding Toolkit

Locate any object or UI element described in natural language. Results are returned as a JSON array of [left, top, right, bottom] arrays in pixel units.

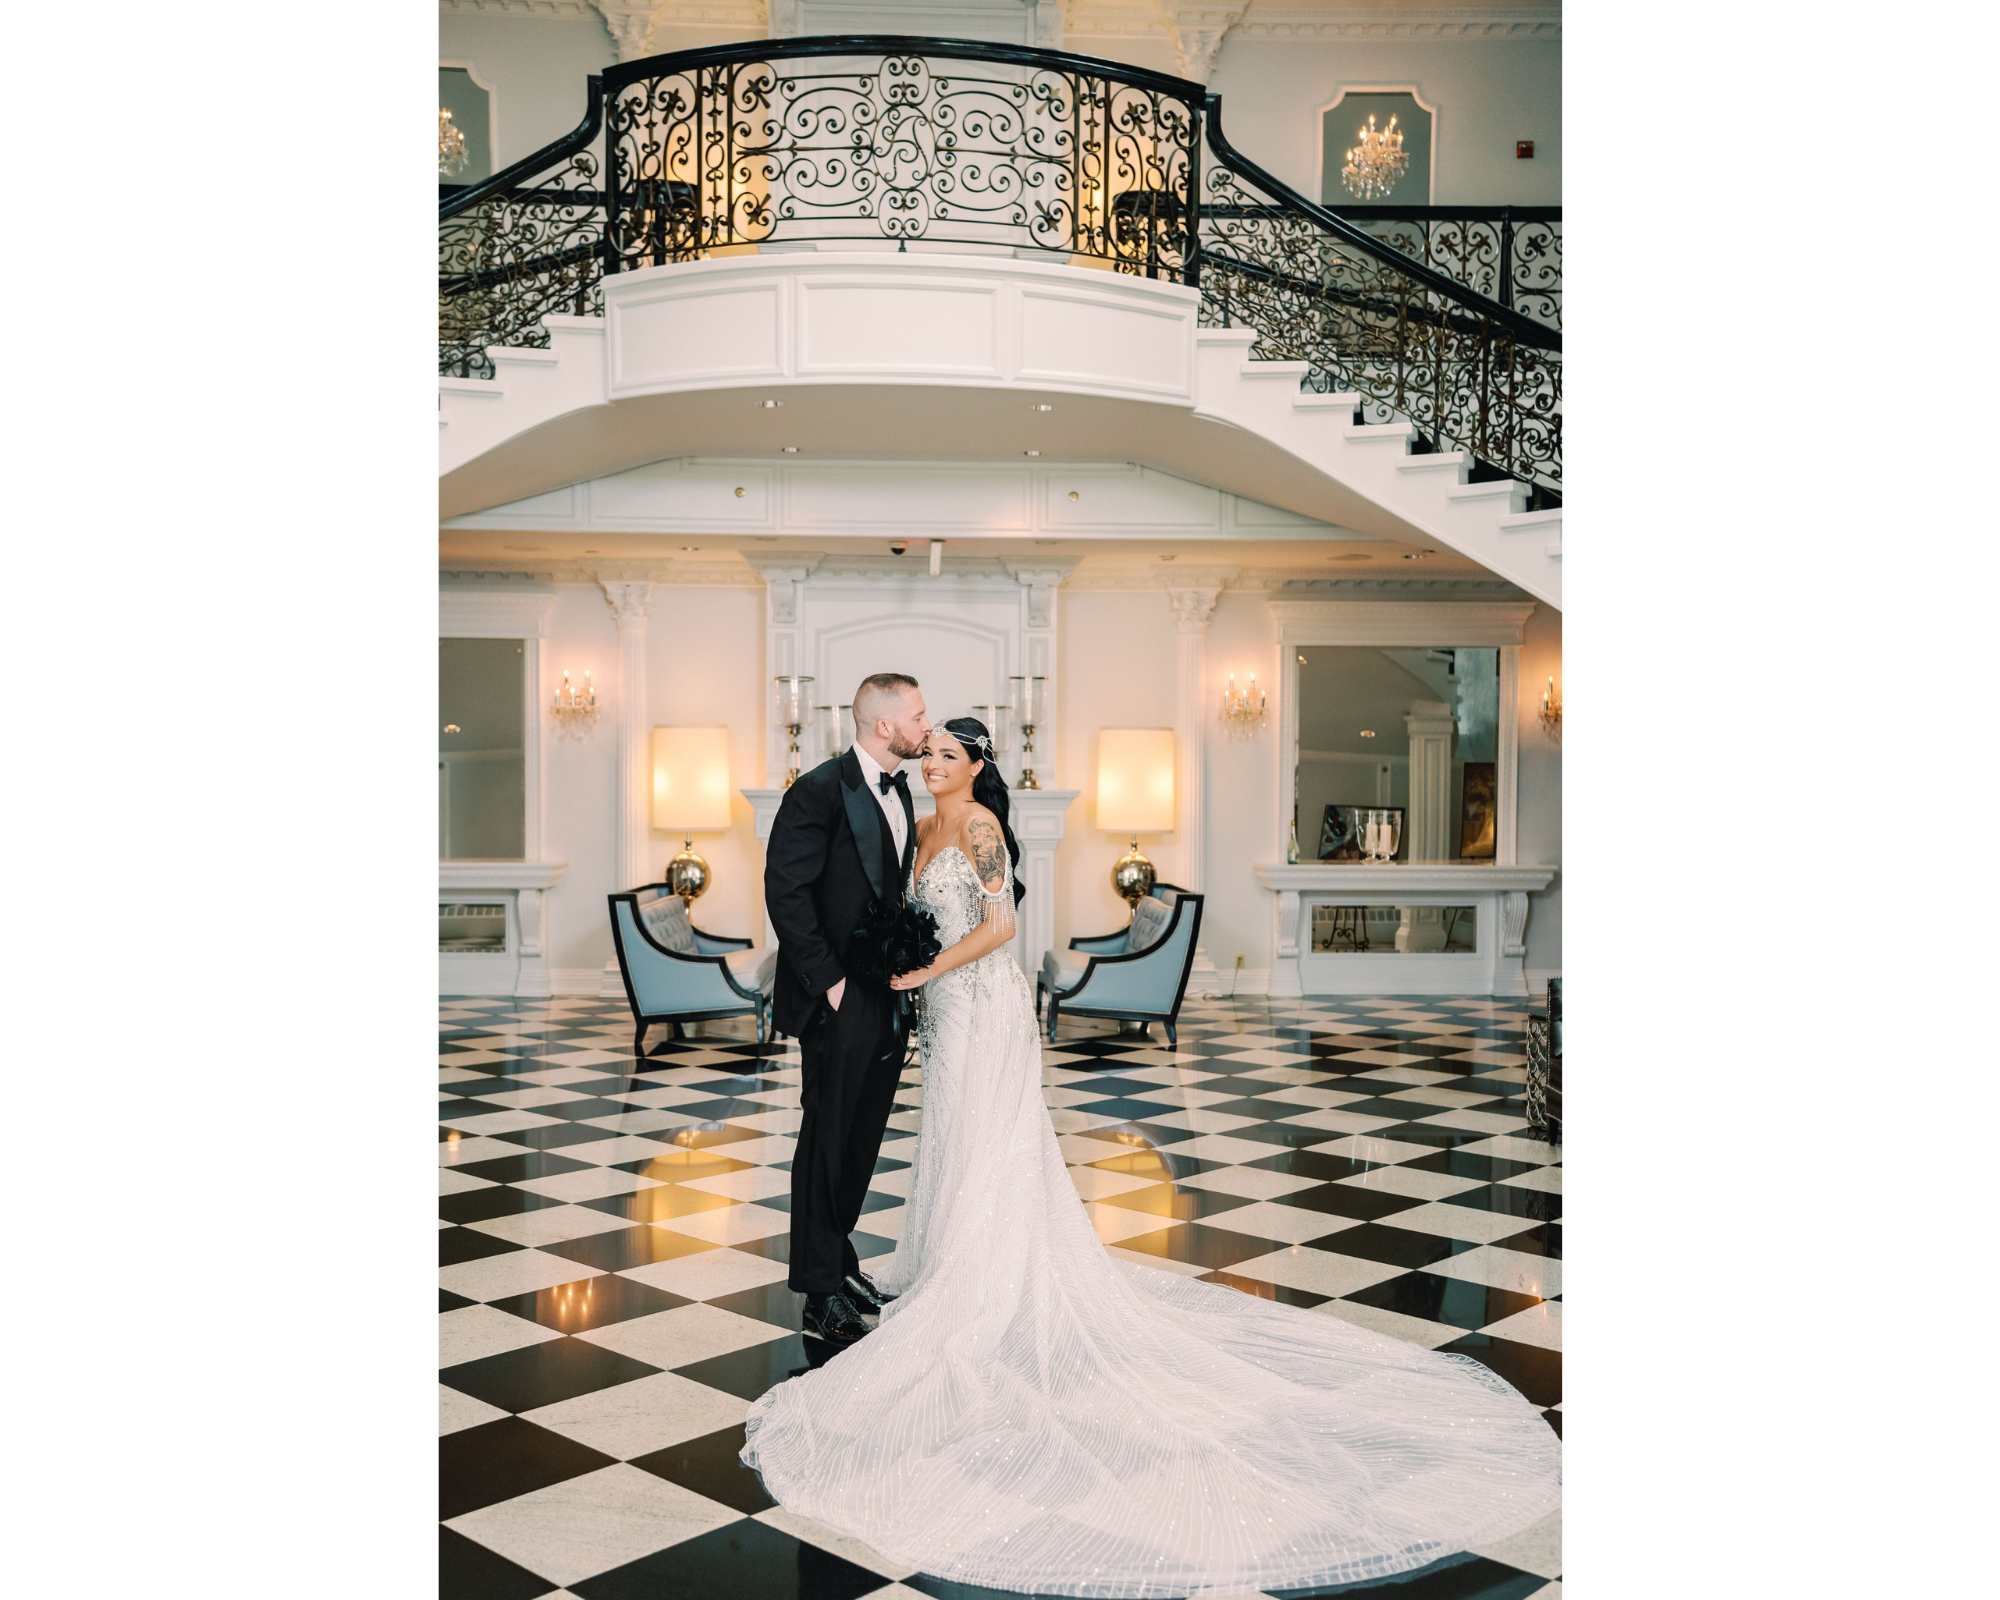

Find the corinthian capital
[[1158, 5, 1245, 84], [601, 579, 656, 625], [592, 2, 657, 62]]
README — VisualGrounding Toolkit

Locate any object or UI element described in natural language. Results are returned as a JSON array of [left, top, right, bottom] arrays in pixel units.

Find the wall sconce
[[652, 726, 732, 905], [1220, 672, 1266, 738], [1539, 674, 1562, 740], [551, 669, 598, 739], [1097, 728, 1175, 911]]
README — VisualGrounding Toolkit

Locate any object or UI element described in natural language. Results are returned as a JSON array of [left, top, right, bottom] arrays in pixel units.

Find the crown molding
[[440, 0, 600, 19], [1231, 6, 1559, 42]]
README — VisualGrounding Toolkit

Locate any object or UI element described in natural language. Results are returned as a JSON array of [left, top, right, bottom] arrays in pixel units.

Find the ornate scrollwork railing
[[1324, 206, 1561, 332], [600, 37, 1201, 277], [439, 78, 609, 379], [1198, 102, 1562, 495]]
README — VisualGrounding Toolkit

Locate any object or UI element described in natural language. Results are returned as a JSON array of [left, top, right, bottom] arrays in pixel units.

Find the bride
[[741, 716, 1560, 1598]]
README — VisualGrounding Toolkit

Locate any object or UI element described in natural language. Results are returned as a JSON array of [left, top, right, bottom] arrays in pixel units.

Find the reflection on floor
[[440, 992, 1563, 1600]]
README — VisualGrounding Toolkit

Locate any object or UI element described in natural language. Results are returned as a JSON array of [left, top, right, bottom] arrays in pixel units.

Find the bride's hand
[[889, 965, 934, 991]]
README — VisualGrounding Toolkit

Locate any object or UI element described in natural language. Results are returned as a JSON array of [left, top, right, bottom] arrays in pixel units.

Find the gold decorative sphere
[[1110, 843, 1155, 908], [667, 841, 711, 905]]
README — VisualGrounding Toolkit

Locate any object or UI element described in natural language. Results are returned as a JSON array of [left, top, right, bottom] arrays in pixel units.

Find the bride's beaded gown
[[741, 845, 1560, 1597]]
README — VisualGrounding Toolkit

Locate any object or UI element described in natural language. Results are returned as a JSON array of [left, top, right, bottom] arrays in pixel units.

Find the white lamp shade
[[652, 726, 732, 832], [1096, 728, 1175, 833]]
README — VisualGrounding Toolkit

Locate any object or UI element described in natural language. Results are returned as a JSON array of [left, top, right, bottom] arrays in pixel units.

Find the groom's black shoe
[[802, 1291, 873, 1348], [842, 1270, 897, 1315]]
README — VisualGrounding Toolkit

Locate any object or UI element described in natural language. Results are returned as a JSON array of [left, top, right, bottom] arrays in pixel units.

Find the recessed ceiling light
[[1034, 539, 1057, 546], [782, 446, 799, 454], [757, 399, 783, 408], [681, 545, 700, 552], [1030, 403, 1054, 411], [583, 549, 599, 554], [1359, 729, 1377, 738], [443, 724, 461, 734], [1159, 553, 1177, 561], [502, 544, 546, 551], [1024, 450, 1041, 457], [1298, 654, 1308, 663], [753, 536, 776, 542], [1327, 553, 1370, 563]]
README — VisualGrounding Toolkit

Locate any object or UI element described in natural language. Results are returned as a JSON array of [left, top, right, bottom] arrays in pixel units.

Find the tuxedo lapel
[[896, 781, 917, 897], [839, 750, 888, 904]]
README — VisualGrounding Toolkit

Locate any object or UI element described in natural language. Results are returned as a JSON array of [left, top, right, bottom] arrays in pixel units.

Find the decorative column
[[1398, 699, 1457, 953], [601, 580, 655, 993], [604, 581, 657, 888], [1167, 585, 1221, 984]]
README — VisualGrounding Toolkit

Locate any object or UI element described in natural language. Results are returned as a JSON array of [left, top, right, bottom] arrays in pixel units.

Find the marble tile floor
[[440, 991, 1562, 1600]]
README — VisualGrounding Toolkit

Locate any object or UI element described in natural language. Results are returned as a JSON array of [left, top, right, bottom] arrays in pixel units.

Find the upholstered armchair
[[1037, 883, 1204, 1046], [608, 886, 778, 1056]]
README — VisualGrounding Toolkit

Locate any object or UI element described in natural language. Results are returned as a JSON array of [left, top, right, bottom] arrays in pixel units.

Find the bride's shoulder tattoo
[[965, 812, 1006, 890]]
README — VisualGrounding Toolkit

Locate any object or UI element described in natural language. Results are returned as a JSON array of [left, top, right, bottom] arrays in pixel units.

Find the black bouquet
[[846, 898, 943, 1027]]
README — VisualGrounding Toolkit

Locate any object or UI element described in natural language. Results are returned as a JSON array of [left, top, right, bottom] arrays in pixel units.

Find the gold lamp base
[[1110, 836, 1155, 910], [667, 838, 711, 906]]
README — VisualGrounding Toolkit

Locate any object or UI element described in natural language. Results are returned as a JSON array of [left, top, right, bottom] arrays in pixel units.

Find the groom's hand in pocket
[[827, 978, 846, 1012]]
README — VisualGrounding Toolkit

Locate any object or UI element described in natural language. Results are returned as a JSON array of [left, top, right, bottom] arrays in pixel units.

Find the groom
[[765, 672, 931, 1347]]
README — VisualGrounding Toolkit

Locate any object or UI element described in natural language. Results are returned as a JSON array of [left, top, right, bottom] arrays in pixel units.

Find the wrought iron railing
[[1322, 206, 1560, 332], [440, 39, 1559, 491], [1198, 102, 1561, 494]]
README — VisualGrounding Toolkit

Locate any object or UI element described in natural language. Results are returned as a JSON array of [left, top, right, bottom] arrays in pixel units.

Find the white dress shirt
[[852, 741, 909, 860]]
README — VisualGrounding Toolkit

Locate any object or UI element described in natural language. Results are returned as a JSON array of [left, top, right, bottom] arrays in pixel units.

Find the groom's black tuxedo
[[765, 748, 918, 1295]]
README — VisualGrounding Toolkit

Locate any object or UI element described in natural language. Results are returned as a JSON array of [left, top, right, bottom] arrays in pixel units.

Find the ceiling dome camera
[[888, 541, 908, 555]]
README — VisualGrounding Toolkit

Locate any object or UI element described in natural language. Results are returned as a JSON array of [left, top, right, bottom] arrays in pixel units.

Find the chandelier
[[1220, 672, 1266, 738], [439, 107, 469, 178], [1340, 114, 1408, 202], [551, 668, 598, 739]]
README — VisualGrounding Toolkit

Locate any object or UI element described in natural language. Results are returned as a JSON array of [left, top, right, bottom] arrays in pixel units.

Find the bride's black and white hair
[[938, 716, 1027, 909]]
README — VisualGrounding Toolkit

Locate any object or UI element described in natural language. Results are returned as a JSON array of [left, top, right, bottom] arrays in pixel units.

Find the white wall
[[1054, 590, 1181, 952], [439, 15, 616, 170], [1206, 38, 1561, 205]]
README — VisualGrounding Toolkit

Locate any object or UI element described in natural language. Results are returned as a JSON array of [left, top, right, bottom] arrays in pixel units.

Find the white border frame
[[439, 587, 554, 862], [1269, 599, 1534, 868], [439, 58, 500, 185], [1317, 84, 1440, 208]]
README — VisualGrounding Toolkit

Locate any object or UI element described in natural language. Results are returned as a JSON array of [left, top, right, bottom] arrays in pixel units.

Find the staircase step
[[1345, 422, 1415, 446], [1238, 360, 1312, 383], [1195, 327, 1259, 348], [1293, 392, 1362, 412], [489, 346, 561, 367], [1547, 540, 1563, 559], [1395, 452, 1469, 479], [1446, 480, 1527, 511], [440, 376, 504, 397], [1497, 507, 1562, 535]]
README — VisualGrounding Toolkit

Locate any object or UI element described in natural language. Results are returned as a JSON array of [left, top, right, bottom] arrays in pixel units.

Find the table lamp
[[1096, 728, 1175, 910], [652, 726, 732, 904]]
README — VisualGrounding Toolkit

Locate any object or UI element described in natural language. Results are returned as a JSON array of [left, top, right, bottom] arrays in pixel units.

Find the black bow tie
[[877, 768, 909, 796]]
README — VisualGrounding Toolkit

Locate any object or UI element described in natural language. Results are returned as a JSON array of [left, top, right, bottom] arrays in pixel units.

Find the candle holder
[[1359, 807, 1401, 864], [813, 704, 848, 766], [550, 668, 598, 740], [1008, 675, 1049, 790], [774, 675, 814, 786]]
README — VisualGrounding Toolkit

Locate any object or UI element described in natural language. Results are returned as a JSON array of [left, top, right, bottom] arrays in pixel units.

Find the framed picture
[[1459, 762, 1497, 860], [1319, 803, 1404, 860]]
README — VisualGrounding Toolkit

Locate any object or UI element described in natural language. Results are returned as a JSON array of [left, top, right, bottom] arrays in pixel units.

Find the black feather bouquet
[[846, 897, 942, 1026]]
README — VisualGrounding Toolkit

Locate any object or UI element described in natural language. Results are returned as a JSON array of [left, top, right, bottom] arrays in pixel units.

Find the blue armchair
[[1037, 883, 1204, 1046], [608, 886, 778, 1056]]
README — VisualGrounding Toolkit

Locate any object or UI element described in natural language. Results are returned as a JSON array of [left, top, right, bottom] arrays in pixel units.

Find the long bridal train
[[742, 847, 1559, 1598]]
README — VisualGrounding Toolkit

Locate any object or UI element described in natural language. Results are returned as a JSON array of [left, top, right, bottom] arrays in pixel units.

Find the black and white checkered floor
[[440, 991, 1562, 1600]]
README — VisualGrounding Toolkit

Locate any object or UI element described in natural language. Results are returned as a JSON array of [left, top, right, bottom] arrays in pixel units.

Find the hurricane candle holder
[[1008, 675, 1049, 790], [1359, 808, 1401, 863], [774, 675, 814, 786]]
